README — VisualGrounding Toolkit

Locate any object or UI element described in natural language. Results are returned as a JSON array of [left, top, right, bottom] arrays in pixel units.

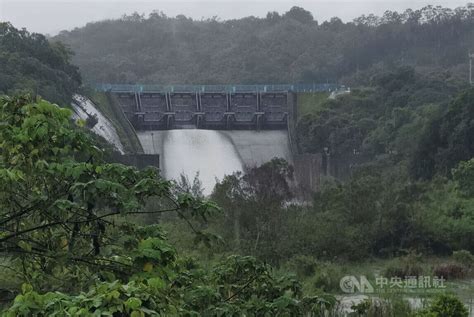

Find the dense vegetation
[[55, 5, 474, 85], [296, 67, 473, 179], [187, 152, 474, 264], [0, 23, 81, 104]]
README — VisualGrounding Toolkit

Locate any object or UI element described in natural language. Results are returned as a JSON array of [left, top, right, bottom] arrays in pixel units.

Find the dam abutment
[[288, 92, 324, 195]]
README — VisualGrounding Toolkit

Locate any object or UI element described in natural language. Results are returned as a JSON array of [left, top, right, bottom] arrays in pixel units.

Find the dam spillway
[[137, 130, 292, 194], [118, 86, 298, 194], [99, 83, 339, 131], [115, 91, 289, 130]]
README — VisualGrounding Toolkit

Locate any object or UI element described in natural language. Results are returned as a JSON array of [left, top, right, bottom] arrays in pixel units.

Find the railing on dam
[[103, 83, 345, 131], [96, 83, 342, 93]]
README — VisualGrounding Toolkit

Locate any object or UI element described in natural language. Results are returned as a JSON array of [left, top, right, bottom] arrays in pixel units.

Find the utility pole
[[151, 132, 156, 154], [470, 52, 474, 85]]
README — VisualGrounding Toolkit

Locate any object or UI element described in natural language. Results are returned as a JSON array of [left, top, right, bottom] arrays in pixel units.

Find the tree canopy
[[54, 5, 474, 85], [0, 23, 81, 104]]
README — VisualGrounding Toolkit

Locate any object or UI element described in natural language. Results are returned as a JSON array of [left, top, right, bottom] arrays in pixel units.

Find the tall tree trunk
[[234, 209, 241, 250]]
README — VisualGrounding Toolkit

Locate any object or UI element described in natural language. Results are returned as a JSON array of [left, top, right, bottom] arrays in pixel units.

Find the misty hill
[[0, 23, 81, 104], [55, 5, 474, 85]]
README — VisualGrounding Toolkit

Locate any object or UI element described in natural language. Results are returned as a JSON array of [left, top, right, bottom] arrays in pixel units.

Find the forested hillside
[[55, 5, 474, 85], [0, 23, 81, 104], [296, 66, 472, 179]]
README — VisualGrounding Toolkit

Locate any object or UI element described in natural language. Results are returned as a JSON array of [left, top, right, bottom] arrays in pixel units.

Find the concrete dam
[[99, 83, 338, 130], [115, 91, 289, 130], [101, 84, 337, 195]]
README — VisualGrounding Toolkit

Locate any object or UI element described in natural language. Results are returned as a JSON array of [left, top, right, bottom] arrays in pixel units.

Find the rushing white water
[[139, 130, 244, 195], [221, 130, 292, 167], [71, 94, 125, 153], [137, 129, 292, 195]]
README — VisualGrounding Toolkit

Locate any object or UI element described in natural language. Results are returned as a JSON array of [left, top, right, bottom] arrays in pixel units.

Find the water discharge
[[137, 129, 292, 195], [138, 130, 244, 195]]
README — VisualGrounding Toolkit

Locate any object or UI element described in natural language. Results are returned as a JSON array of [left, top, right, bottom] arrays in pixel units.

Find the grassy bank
[[81, 88, 143, 154], [297, 92, 330, 116]]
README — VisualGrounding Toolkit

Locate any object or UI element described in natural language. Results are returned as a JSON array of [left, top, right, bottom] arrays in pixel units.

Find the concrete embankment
[[71, 94, 125, 153]]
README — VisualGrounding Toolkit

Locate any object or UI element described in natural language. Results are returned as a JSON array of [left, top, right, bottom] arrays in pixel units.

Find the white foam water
[[139, 129, 244, 195], [137, 129, 293, 195]]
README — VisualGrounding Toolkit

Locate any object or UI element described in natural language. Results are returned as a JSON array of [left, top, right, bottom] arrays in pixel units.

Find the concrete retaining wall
[[293, 153, 323, 195]]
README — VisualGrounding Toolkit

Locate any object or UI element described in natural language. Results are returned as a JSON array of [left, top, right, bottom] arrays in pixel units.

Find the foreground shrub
[[414, 294, 468, 317], [4, 256, 337, 316], [285, 255, 319, 278], [310, 263, 345, 293], [433, 264, 467, 280], [356, 298, 413, 317], [452, 250, 474, 269], [384, 254, 424, 278]]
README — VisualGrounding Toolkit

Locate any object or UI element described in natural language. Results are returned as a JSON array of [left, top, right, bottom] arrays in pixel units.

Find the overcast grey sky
[[0, 0, 470, 35]]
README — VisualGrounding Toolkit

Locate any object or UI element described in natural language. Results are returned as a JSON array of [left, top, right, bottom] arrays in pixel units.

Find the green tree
[[0, 23, 81, 104], [411, 88, 474, 179], [212, 158, 293, 263], [452, 158, 474, 197], [0, 95, 216, 290], [284, 7, 315, 24], [414, 294, 469, 317]]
